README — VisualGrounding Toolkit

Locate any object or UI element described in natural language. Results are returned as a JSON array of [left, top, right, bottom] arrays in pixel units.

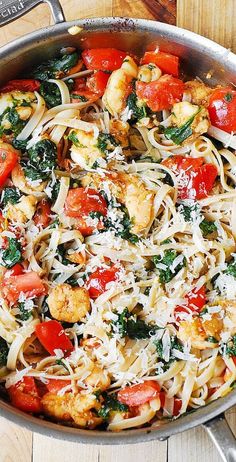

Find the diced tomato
[[141, 51, 179, 77], [118, 380, 160, 407], [0, 79, 40, 93], [71, 89, 100, 104], [3, 271, 46, 304], [46, 379, 71, 394], [65, 188, 107, 217], [162, 155, 218, 199], [87, 71, 110, 96], [0, 143, 18, 187], [208, 88, 236, 133], [159, 392, 182, 417], [4, 263, 24, 278], [65, 187, 108, 236], [8, 377, 41, 413], [73, 77, 87, 91], [35, 320, 74, 356], [186, 285, 206, 310], [175, 285, 206, 321], [82, 48, 127, 71], [33, 199, 51, 228], [136, 75, 184, 112], [162, 155, 204, 172], [173, 398, 182, 416], [86, 266, 119, 299]]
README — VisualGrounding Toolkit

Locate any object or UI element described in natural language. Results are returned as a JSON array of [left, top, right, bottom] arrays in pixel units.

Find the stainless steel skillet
[[0, 1, 236, 460]]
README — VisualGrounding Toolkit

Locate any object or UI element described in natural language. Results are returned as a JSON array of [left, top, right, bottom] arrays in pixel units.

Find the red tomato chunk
[[118, 381, 160, 407]]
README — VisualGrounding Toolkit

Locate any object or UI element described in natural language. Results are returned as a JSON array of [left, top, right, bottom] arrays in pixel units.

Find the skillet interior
[[0, 17, 236, 443]]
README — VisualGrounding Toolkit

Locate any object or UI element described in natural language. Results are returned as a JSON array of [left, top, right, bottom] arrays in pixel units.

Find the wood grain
[[0, 417, 32, 462], [177, 0, 236, 52], [33, 434, 167, 462], [112, 0, 176, 23]]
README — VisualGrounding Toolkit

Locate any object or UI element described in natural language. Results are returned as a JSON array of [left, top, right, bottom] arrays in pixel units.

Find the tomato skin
[[208, 88, 236, 133], [65, 188, 107, 217], [65, 188, 108, 236], [188, 163, 218, 200], [175, 285, 206, 321], [35, 320, 74, 356], [141, 51, 179, 77], [136, 75, 184, 112], [118, 381, 160, 407], [0, 143, 18, 187], [3, 271, 46, 304], [87, 71, 110, 96], [159, 392, 182, 417], [162, 155, 204, 171], [46, 379, 71, 394], [87, 266, 119, 299], [33, 199, 51, 228], [0, 79, 40, 93], [162, 156, 218, 200], [4, 263, 24, 278], [8, 377, 41, 413], [82, 48, 127, 71]]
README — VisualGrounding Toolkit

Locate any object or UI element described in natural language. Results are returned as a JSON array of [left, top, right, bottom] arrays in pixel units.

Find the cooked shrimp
[[184, 80, 214, 106], [84, 365, 111, 391], [11, 164, 46, 195], [178, 314, 223, 350], [7, 195, 38, 223], [69, 128, 105, 169], [42, 391, 102, 428], [82, 171, 155, 235], [170, 101, 210, 143], [103, 56, 138, 115], [70, 393, 102, 429], [137, 64, 162, 83], [109, 119, 130, 149], [0, 90, 36, 117], [41, 392, 72, 422], [48, 283, 91, 323]]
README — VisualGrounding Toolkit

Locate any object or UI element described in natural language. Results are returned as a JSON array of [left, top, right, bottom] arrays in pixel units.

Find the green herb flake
[[164, 109, 200, 145], [22, 139, 57, 181], [71, 94, 88, 102], [31, 52, 78, 80], [68, 131, 85, 148], [154, 336, 183, 363], [199, 219, 217, 237], [97, 133, 118, 153], [225, 257, 236, 278], [225, 335, 236, 357], [1, 187, 21, 207], [0, 338, 9, 367], [55, 359, 70, 373], [127, 91, 147, 121], [17, 302, 33, 321], [206, 336, 218, 343], [153, 249, 186, 284], [224, 93, 233, 102], [112, 308, 157, 339], [97, 393, 128, 420], [1, 238, 22, 268]]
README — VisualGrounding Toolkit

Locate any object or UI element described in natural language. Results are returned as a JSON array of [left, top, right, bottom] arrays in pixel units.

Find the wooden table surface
[[0, 1, 236, 461]]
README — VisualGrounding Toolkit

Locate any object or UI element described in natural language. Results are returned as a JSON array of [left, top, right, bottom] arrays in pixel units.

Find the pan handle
[[0, 0, 65, 27], [203, 413, 236, 462]]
